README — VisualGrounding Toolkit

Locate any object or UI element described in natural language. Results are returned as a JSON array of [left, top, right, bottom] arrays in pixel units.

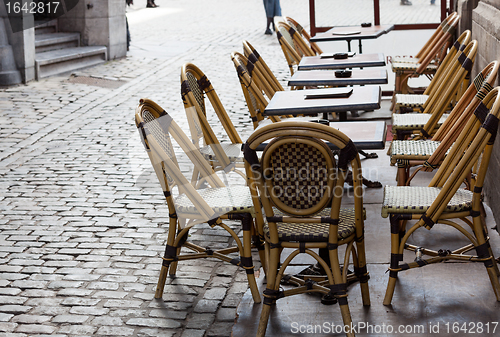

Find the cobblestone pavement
[[0, 0, 440, 336]]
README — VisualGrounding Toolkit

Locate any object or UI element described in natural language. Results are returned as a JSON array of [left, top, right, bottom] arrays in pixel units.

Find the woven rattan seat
[[381, 186, 472, 217], [175, 185, 254, 216], [392, 113, 449, 130], [199, 143, 243, 162], [390, 140, 441, 165], [392, 61, 438, 71], [394, 93, 429, 108], [264, 208, 357, 242]]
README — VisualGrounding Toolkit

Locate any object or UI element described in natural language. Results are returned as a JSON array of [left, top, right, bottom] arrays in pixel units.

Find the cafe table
[[288, 68, 388, 87], [263, 86, 381, 122], [298, 53, 386, 71], [255, 119, 386, 161], [310, 24, 394, 54]]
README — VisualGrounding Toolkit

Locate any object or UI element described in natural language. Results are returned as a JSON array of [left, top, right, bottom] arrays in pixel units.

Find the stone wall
[[0, 1, 35, 83], [58, 0, 127, 60], [472, 0, 500, 222]]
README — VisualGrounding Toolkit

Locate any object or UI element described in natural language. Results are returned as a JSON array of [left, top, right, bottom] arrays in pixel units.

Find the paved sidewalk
[[0, 1, 472, 337]]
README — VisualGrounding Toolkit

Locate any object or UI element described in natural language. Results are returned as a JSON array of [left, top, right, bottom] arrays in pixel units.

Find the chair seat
[[381, 186, 473, 218], [390, 140, 441, 165], [175, 185, 254, 216], [395, 94, 429, 108], [392, 60, 438, 72], [264, 208, 359, 242], [392, 113, 449, 131], [199, 143, 243, 162]]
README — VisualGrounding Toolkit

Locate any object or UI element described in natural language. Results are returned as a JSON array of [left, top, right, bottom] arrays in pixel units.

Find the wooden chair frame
[[391, 40, 478, 141], [392, 61, 499, 186], [244, 121, 370, 337], [135, 98, 263, 303], [392, 12, 460, 95], [392, 30, 471, 114], [382, 88, 500, 306]]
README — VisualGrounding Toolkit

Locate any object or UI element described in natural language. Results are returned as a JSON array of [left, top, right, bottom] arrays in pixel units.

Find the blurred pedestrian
[[147, 0, 159, 7], [263, 0, 281, 35]]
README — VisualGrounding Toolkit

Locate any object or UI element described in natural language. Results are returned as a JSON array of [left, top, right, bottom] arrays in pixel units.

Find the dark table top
[[298, 53, 386, 70], [263, 86, 381, 116], [310, 24, 394, 43], [255, 120, 387, 151], [288, 68, 388, 87]]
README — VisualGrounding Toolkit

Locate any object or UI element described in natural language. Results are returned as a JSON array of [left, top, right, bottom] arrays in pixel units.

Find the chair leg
[[384, 274, 398, 306], [486, 264, 500, 301], [240, 214, 261, 303], [339, 301, 354, 337], [257, 244, 280, 336], [384, 214, 405, 305], [155, 264, 169, 299]]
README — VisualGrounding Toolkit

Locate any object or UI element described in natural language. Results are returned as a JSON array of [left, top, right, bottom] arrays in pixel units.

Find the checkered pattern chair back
[[261, 136, 336, 216]]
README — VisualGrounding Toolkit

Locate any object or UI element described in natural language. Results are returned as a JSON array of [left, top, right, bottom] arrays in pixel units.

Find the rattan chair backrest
[[277, 21, 316, 58], [415, 62, 499, 181], [135, 99, 226, 223], [415, 14, 460, 75], [285, 17, 323, 55], [181, 63, 242, 145], [244, 121, 363, 219], [231, 51, 282, 128], [417, 87, 500, 230], [276, 25, 303, 76], [422, 29, 471, 96], [419, 40, 478, 137], [415, 12, 459, 61], [242, 40, 284, 97]]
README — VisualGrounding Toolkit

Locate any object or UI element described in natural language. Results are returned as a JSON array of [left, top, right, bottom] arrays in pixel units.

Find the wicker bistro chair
[[391, 12, 460, 96], [381, 87, 500, 306], [390, 40, 478, 142], [242, 40, 284, 97], [390, 61, 499, 186], [276, 21, 316, 76], [285, 17, 323, 55], [231, 51, 326, 129], [135, 99, 262, 302], [180, 63, 245, 178], [392, 30, 471, 114], [244, 121, 370, 337]]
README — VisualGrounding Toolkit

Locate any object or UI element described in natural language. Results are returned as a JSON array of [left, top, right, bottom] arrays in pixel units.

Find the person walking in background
[[147, 0, 159, 7], [263, 0, 281, 35]]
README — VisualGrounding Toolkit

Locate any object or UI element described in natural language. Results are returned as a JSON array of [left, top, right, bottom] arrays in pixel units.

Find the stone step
[[35, 32, 80, 53], [34, 19, 58, 34], [35, 46, 107, 80]]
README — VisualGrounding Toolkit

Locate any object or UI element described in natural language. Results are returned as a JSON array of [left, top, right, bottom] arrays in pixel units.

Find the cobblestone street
[[0, 1, 455, 336]]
